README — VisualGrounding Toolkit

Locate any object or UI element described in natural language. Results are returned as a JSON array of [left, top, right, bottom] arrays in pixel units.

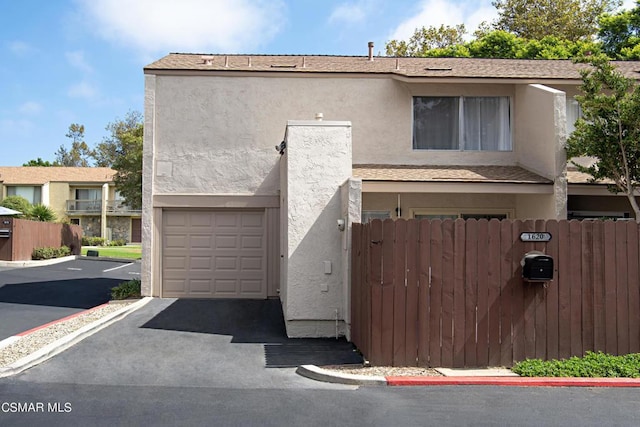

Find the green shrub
[[107, 239, 127, 246], [32, 246, 71, 260], [29, 204, 57, 222], [111, 279, 141, 300], [512, 351, 640, 378], [0, 195, 32, 217], [82, 236, 106, 246]]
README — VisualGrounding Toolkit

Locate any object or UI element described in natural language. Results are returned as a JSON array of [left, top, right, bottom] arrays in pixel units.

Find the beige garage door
[[162, 210, 266, 298]]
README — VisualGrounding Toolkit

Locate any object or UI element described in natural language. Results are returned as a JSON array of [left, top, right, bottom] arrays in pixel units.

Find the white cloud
[[75, 0, 286, 55], [67, 81, 99, 100], [621, 0, 636, 11], [18, 102, 43, 115], [0, 118, 34, 134], [329, 3, 367, 25], [7, 40, 36, 56], [388, 0, 496, 42], [65, 50, 93, 73]]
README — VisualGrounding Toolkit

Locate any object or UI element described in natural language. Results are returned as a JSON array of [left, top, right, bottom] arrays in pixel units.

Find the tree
[[0, 195, 32, 217], [98, 111, 144, 210], [23, 157, 55, 167], [598, 1, 640, 58], [386, 24, 467, 56], [566, 56, 640, 221], [385, 28, 601, 59], [54, 124, 95, 167], [492, 0, 620, 41]]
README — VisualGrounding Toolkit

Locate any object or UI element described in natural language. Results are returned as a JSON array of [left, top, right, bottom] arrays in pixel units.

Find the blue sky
[[1, 0, 635, 166]]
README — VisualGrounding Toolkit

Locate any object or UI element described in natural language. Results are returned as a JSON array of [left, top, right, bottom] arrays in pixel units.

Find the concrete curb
[[296, 365, 387, 386], [0, 297, 152, 378], [298, 365, 640, 388], [0, 255, 141, 268], [0, 255, 78, 268]]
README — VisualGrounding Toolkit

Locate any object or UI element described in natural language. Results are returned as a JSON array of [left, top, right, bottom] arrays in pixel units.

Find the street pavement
[[1, 376, 639, 426], [0, 259, 140, 339], [1, 296, 639, 426]]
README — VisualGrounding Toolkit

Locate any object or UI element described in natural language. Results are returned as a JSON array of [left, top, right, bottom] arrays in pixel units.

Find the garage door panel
[[240, 280, 263, 294], [163, 279, 187, 294], [162, 210, 266, 298], [241, 213, 263, 227], [164, 212, 187, 226], [215, 235, 239, 249], [189, 279, 214, 293], [215, 256, 238, 271], [190, 235, 213, 248], [240, 256, 263, 270], [165, 235, 188, 248], [164, 256, 187, 270], [241, 235, 263, 249], [190, 212, 214, 227], [215, 212, 239, 227], [214, 279, 238, 294], [189, 256, 212, 270]]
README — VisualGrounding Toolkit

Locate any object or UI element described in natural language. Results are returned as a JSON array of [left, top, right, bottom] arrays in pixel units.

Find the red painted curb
[[386, 376, 640, 387], [16, 303, 110, 337]]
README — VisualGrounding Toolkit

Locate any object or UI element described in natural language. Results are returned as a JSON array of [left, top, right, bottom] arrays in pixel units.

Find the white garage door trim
[[162, 209, 267, 298]]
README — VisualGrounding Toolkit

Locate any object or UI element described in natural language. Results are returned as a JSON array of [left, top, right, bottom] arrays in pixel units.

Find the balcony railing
[[66, 199, 141, 214], [106, 199, 141, 214]]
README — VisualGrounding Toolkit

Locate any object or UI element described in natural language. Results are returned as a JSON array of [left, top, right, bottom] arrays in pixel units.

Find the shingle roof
[[567, 169, 614, 185], [145, 53, 640, 80], [353, 165, 552, 184], [0, 167, 115, 185]]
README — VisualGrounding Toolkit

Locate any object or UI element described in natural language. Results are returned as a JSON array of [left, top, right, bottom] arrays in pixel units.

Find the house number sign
[[520, 232, 552, 242]]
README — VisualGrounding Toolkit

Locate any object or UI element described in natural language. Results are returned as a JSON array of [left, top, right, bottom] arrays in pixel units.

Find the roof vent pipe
[[315, 113, 323, 121], [368, 41, 374, 61]]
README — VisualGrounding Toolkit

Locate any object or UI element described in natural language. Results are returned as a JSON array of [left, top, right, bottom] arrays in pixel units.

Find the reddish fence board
[[0, 217, 82, 261], [351, 219, 640, 368]]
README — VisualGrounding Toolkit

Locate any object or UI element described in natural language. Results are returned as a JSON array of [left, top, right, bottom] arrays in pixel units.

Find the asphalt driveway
[[0, 259, 140, 340], [9, 298, 361, 390]]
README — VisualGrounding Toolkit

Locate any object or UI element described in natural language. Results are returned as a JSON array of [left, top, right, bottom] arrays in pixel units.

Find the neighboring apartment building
[[142, 51, 640, 337], [0, 167, 141, 243]]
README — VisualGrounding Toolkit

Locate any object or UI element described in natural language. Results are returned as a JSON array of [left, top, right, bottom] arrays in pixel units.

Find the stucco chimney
[[368, 42, 374, 61]]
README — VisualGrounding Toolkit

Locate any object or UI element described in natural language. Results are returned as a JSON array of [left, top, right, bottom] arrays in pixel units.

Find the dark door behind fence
[[350, 219, 640, 368]]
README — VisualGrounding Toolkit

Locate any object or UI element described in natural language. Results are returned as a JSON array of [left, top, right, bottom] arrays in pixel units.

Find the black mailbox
[[0, 229, 10, 238], [521, 252, 553, 282]]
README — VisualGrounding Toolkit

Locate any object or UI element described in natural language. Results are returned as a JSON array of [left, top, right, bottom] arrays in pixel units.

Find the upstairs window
[[7, 186, 41, 204], [413, 96, 512, 151], [566, 98, 582, 135]]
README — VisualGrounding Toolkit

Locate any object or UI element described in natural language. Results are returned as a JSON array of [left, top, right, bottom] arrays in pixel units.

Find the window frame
[[410, 208, 514, 220], [412, 95, 513, 152], [6, 185, 42, 204], [361, 210, 391, 223]]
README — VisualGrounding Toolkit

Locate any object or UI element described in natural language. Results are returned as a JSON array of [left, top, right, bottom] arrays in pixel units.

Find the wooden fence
[[0, 216, 82, 261], [350, 219, 640, 368]]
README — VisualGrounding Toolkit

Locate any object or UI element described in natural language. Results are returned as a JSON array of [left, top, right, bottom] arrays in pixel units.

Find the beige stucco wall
[[150, 75, 525, 199], [280, 120, 352, 337], [514, 84, 567, 219], [341, 177, 362, 340], [142, 74, 156, 297], [143, 70, 579, 298], [47, 182, 69, 219]]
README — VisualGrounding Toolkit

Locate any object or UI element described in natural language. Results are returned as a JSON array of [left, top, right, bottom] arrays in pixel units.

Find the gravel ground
[[0, 302, 135, 368], [320, 365, 443, 377]]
